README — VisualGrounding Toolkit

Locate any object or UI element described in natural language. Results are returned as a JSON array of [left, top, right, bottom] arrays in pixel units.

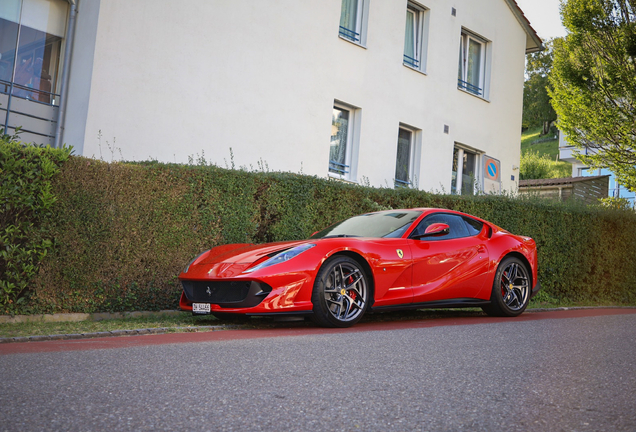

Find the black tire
[[311, 255, 371, 328], [482, 256, 531, 317]]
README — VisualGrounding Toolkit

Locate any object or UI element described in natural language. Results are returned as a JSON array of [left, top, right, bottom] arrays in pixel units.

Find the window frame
[[451, 144, 482, 196], [394, 124, 420, 188], [338, 0, 370, 47], [457, 29, 489, 98], [409, 213, 471, 241], [329, 101, 360, 182], [403, 1, 429, 73]]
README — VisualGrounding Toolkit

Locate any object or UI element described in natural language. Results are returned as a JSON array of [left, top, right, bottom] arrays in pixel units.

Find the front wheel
[[311, 256, 371, 328], [482, 257, 531, 317]]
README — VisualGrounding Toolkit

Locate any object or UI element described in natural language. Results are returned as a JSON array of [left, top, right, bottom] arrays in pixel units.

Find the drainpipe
[[53, 0, 77, 149]]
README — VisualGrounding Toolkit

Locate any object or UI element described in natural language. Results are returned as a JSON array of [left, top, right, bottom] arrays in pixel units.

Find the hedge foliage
[[2, 142, 636, 314], [0, 136, 71, 313]]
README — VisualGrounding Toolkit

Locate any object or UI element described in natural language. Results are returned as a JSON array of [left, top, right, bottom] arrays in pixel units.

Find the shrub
[[3, 148, 636, 314], [0, 137, 71, 313], [520, 150, 571, 180]]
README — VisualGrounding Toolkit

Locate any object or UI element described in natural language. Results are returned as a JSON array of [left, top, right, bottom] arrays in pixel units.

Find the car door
[[408, 213, 491, 303]]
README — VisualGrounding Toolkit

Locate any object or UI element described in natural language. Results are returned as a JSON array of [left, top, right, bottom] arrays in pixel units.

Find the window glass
[[311, 210, 423, 239], [467, 38, 481, 88], [339, 0, 360, 42], [452, 147, 478, 196], [0, 0, 67, 104], [22, 0, 68, 37], [0, 10, 19, 91], [463, 217, 484, 236], [461, 150, 476, 196], [404, 7, 417, 66], [395, 128, 412, 187], [404, 3, 428, 70], [451, 147, 459, 194], [410, 213, 470, 240], [0, 1, 21, 23], [458, 31, 485, 96], [330, 107, 350, 175]]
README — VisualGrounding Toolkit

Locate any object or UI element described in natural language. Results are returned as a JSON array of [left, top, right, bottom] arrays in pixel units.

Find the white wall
[[64, 0, 529, 193]]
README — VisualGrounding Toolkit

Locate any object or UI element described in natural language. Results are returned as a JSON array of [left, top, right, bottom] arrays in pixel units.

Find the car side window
[[410, 213, 470, 240], [462, 216, 484, 236]]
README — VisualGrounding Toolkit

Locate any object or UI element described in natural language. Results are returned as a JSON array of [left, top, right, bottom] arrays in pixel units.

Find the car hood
[[187, 240, 309, 278]]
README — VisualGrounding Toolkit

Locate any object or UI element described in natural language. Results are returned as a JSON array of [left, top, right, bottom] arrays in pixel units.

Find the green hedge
[[0, 136, 71, 313], [2, 142, 636, 314]]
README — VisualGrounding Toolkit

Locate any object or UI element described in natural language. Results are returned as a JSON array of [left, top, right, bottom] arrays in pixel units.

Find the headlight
[[183, 250, 208, 273], [244, 244, 315, 273]]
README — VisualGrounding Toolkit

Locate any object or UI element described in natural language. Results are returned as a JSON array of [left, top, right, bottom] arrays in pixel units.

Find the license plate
[[192, 303, 211, 314]]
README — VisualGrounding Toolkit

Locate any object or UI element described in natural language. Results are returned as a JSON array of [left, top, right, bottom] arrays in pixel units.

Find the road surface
[[1, 309, 635, 431]]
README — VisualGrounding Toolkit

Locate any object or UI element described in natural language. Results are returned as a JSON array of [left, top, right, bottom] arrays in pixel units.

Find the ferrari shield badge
[[396, 249, 404, 259]]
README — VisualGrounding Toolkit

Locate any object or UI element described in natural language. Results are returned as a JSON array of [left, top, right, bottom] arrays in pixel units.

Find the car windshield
[[310, 210, 422, 239]]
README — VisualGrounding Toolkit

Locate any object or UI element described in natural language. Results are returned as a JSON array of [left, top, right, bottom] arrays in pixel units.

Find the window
[[339, 0, 369, 46], [394, 126, 418, 188], [452, 146, 480, 195], [458, 29, 488, 97], [410, 213, 470, 241], [403, 2, 428, 72], [330, 102, 359, 180], [463, 217, 484, 236], [0, 0, 68, 105]]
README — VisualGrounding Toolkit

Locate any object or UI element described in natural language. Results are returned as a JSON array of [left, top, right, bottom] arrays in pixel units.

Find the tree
[[523, 39, 558, 134], [550, 0, 636, 192]]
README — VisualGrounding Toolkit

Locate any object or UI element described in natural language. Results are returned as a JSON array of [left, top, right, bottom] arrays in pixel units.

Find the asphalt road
[[1, 311, 635, 431]]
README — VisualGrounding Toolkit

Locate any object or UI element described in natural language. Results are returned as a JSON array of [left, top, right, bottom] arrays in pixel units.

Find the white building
[[559, 134, 636, 207], [1, 0, 541, 194]]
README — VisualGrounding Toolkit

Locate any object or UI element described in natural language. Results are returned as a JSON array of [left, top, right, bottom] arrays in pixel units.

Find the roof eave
[[504, 0, 544, 54]]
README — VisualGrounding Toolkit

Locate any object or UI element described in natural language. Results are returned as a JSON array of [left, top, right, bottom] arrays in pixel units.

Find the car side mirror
[[412, 223, 450, 239], [423, 222, 450, 237]]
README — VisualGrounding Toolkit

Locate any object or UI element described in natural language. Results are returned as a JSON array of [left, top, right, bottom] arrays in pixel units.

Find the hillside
[[520, 126, 572, 179]]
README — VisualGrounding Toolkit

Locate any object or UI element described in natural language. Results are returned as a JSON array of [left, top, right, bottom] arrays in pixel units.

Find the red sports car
[[179, 208, 540, 327]]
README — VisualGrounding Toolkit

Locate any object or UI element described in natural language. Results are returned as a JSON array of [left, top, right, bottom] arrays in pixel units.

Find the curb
[[1, 306, 634, 344], [0, 310, 184, 324], [0, 325, 230, 344]]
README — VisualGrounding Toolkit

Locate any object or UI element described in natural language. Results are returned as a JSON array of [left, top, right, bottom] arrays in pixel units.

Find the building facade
[[559, 134, 636, 208], [1, 0, 541, 193]]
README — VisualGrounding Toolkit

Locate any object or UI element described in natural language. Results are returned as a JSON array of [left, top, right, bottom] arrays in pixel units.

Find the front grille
[[181, 280, 272, 308]]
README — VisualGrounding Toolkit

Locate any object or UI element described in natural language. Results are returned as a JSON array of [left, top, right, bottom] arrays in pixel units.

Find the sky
[[514, 0, 567, 40]]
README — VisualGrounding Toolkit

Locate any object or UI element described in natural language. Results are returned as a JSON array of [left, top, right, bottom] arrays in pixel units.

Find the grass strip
[[2, 299, 634, 339]]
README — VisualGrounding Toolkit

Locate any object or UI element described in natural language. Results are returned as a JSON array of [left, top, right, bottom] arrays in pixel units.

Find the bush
[[2, 147, 636, 314], [520, 150, 571, 180], [0, 137, 71, 313]]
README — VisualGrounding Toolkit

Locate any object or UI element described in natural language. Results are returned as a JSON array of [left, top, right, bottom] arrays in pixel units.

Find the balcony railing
[[403, 54, 419, 68], [394, 178, 411, 188], [1, 78, 60, 146], [338, 26, 360, 42], [457, 79, 483, 96], [329, 160, 350, 175]]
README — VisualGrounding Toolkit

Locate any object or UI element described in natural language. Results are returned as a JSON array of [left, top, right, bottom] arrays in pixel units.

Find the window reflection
[[0, 0, 68, 105]]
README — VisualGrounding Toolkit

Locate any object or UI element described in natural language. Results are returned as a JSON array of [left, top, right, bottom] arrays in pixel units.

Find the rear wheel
[[311, 256, 370, 328], [482, 257, 531, 317]]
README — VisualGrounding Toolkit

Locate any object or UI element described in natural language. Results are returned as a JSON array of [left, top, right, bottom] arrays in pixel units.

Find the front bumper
[[181, 280, 272, 308], [178, 271, 315, 315]]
